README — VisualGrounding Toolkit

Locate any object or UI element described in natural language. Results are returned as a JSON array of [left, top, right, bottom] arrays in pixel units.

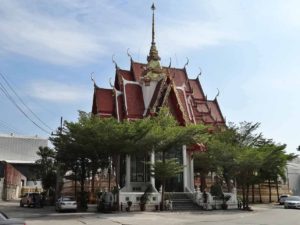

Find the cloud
[[0, 0, 245, 66], [27, 80, 91, 103], [0, 0, 105, 65]]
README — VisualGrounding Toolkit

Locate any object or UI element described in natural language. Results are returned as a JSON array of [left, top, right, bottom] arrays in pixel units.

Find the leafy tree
[[50, 111, 153, 210], [146, 107, 209, 210], [51, 112, 110, 209], [35, 146, 56, 191], [194, 150, 216, 192], [206, 125, 240, 192], [259, 143, 297, 202], [150, 158, 184, 191], [206, 121, 296, 208]]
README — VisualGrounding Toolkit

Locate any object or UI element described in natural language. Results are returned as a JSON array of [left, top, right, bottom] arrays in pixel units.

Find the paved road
[[0, 201, 298, 225]]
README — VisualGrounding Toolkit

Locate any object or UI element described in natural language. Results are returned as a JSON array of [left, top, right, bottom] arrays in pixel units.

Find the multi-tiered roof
[[92, 4, 225, 127]]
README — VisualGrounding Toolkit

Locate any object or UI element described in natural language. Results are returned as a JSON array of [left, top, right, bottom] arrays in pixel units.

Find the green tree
[[259, 143, 297, 202], [146, 107, 209, 210], [35, 146, 56, 191], [51, 112, 110, 210], [51, 111, 153, 210], [207, 125, 239, 192]]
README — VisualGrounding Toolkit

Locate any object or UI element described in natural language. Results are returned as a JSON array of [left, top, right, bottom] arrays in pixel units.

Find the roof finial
[[127, 48, 133, 61], [184, 57, 189, 68], [151, 3, 156, 45], [112, 54, 119, 69], [147, 3, 160, 62], [214, 88, 220, 100], [109, 77, 114, 88], [196, 67, 202, 79], [91, 72, 99, 89]]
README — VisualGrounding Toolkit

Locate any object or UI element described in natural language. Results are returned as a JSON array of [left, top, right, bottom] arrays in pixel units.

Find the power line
[[0, 72, 53, 131], [0, 81, 51, 135], [0, 119, 23, 134]]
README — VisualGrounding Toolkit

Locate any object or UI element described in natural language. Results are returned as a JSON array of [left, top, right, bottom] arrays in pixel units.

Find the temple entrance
[[155, 147, 184, 192], [130, 153, 150, 183], [155, 172, 183, 192]]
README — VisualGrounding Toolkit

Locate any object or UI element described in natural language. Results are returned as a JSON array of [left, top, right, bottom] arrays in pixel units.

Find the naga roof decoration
[[92, 4, 225, 128]]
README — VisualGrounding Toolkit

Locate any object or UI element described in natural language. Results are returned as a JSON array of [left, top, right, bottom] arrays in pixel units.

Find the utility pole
[[55, 116, 63, 202]]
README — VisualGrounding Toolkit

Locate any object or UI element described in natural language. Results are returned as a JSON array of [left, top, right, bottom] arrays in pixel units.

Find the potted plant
[[139, 185, 152, 211], [221, 195, 231, 210], [140, 194, 148, 211]]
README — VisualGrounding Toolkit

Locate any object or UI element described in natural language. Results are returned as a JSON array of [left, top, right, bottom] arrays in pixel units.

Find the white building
[[0, 133, 48, 200]]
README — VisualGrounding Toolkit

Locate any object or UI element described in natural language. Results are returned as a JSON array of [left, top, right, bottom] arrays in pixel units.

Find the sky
[[0, 0, 299, 154]]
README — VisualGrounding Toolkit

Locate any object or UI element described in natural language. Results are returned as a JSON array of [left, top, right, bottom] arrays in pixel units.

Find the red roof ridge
[[94, 86, 113, 91]]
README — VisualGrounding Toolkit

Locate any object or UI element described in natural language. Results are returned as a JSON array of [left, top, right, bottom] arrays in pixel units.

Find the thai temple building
[[92, 4, 228, 210]]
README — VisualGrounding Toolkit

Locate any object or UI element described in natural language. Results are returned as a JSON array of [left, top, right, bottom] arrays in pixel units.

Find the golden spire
[[147, 3, 160, 62], [151, 3, 155, 46], [143, 3, 163, 84]]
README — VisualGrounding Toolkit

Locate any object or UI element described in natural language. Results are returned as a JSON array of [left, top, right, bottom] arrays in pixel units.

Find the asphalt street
[[0, 201, 298, 225]]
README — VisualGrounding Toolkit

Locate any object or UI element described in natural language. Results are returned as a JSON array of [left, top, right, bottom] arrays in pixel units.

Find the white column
[[190, 154, 194, 191], [182, 145, 188, 191], [150, 151, 155, 187], [125, 155, 131, 190]]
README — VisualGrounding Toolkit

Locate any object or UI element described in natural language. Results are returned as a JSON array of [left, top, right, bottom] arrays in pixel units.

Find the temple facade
[[92, 4, 225, 208]]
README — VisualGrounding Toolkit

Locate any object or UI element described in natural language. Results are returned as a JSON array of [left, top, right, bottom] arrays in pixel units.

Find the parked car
[[55, 196, 77, 212], [20, 193, 42, 208], [0, 211, 25, 225], [279, 194, 289, 205], [284, 196, 300, 209]]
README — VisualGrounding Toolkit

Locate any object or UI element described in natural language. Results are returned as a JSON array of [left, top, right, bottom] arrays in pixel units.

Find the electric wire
[[0, 81, 51, 135], [0, 72, 53, 131], [0, 122, 16, 133], [0, 119, 23, 134]]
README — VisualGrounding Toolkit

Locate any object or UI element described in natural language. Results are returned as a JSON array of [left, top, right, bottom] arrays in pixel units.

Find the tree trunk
[[200, 173, 207, 192], [242, 183, 246, 209], [268, 179, 272, 203], [275, 177, 279, 202], [74, 168, 77, 200], [251, 184, 255, 203], [160, 151, 166, 211], [258, 184, 262, 203], [80, 158, 87, 210], [246, 184, 249, 209], [225, 177, 232, 192], [114, 154, 121, 211], [91, 168, 95, 194], [223, 171, 232, 192]]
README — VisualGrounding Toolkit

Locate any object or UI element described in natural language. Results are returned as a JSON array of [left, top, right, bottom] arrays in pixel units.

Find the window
[[130, 153, 150, 182]]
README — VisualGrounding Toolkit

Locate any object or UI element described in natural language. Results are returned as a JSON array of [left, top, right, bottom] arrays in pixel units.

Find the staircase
[[167, 193, 201, 211]]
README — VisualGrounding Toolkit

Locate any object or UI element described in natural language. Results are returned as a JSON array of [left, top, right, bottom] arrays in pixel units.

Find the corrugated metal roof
[[0, 134, 48, 163]]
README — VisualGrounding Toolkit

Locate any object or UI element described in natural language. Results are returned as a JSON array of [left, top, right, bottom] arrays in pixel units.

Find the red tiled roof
[[207, 100, 225, 123], [116, 94, 124, 121], [131, 62, 146, 81], [176, 88, 190, 122], [118, 69, 134, 81], [124, 83, 145, 118], [187, 143, 206, 152], [189, 79, 205, 100], [166, 67, 192, 92], [92, 60, 225, 127], [94, 88, 114, 115], [115, 69, 134, 92], [167, 89, 185, 125], [201, 114, 215, 124], [195, 102, 210, 114]]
